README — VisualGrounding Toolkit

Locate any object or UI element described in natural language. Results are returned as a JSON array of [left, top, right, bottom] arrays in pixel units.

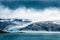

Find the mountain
[[1, 19, 60, 32], [0, 30, 7, 33], [19, 21, 60, 31], [0, 18, 31, 32]]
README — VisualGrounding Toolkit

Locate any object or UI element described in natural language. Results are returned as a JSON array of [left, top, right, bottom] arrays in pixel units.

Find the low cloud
[[0, 5, 60, 22]]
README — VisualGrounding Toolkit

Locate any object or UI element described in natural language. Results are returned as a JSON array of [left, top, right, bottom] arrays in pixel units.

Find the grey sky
[[0, 0, 60, 1]]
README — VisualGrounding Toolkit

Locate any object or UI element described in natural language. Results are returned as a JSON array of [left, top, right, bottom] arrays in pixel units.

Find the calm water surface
[[0, 33, 60, 40]]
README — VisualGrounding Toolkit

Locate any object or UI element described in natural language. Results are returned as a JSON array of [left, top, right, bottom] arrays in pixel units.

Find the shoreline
[[6, 31, 60, 33]]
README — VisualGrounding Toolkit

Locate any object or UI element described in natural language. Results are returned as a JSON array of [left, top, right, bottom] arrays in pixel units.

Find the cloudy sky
[[0, 0, 60, 1], [0, 1, 60, 22]]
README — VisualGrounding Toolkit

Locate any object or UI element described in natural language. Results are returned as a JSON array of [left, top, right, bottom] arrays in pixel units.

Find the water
[[0, 33, 60, 40]]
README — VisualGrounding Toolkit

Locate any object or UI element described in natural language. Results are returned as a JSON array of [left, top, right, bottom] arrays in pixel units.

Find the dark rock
[[20, 21, 60, 31], [0, 30, 7, 33]]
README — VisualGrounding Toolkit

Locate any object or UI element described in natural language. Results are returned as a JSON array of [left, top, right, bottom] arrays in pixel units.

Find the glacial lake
[[0, 33, 60, 40]]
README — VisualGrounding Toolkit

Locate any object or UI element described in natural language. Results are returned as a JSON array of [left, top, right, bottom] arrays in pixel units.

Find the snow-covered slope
[[3, 20, 60, 32]]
